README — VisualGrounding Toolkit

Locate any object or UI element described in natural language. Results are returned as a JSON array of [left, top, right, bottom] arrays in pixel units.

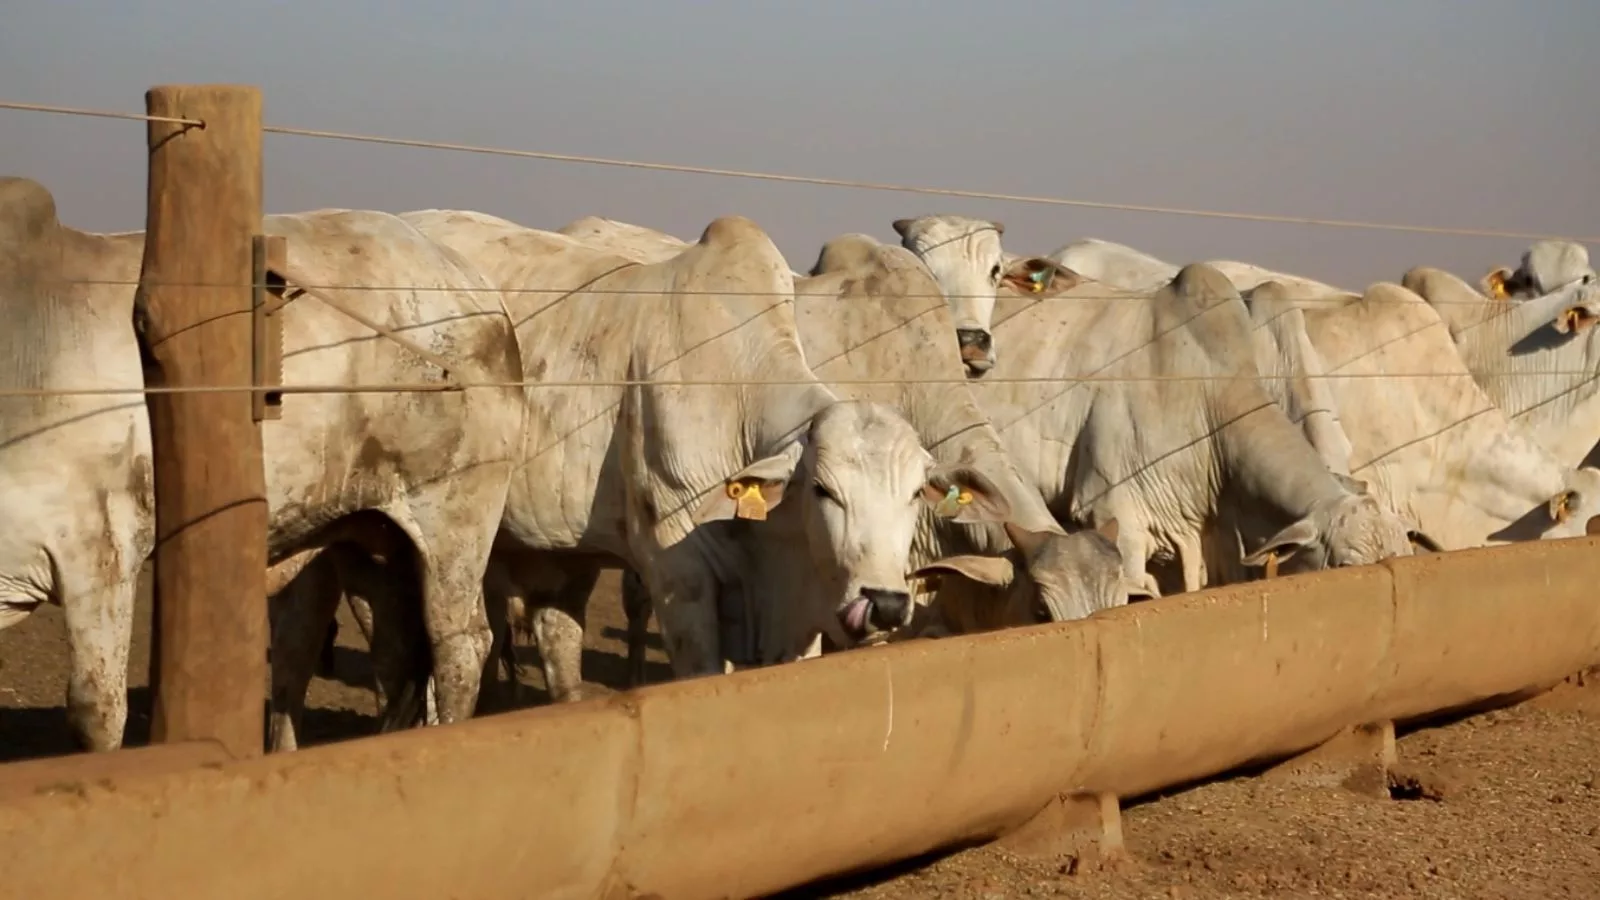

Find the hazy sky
[[2, 0, 1595, 286]]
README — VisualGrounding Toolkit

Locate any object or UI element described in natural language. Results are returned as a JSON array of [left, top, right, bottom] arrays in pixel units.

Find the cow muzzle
[[838, 587, 914, 641], [956, 328, 995, 376]]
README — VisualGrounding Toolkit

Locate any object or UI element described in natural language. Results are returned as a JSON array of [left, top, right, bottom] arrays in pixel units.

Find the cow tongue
[[844, 598, 871, 634]]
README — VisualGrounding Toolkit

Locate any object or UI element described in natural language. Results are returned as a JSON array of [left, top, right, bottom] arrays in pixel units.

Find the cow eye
[[812, 481, 838, 504], [989, 264, 1002, 282]]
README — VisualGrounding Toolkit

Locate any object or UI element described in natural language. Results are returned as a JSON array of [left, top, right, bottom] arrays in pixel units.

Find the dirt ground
[[813, 677, 1600, 900], [4, 572, 1599, 900]]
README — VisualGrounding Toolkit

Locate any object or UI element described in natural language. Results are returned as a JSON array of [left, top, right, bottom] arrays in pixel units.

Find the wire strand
[[4, 98, 1591, 243], [30, 276, 1562, 306], [0, 100, 203, 127], [259, 124, 1600, 244], [2, 370, 1592, 400]]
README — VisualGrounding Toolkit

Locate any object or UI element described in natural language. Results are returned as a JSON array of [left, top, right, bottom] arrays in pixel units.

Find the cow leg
[[338, 586, 384, 706], [57, 565, 138, 752], [1175, 531, 1207, 593], [620, 568, 652, 688], [529, 566, 597, 704], [424, 591, 493, 725], [317, 619, 339, 678], [267, 550, 342, 753], [388, 493, 500, 726], [334, 584, 419, 723], [490, 555, 598, 705], [479, 558, 543, 713], [1112, 518, 1163, 600], [478, 571, 518, 714], [336, 549, 432, 733]]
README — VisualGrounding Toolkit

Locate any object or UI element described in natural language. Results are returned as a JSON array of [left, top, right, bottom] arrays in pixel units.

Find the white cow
[[1050, 238, 1350, 302], [1049, 237, 1178, 293], [791, 235, 1153, 640], [1257, 279, 1600, 549], [0, 177, 526, 752], [738, 234, 1149, 654], [972, 262, 1414, 596], [1039, 240, 1600, 553], [471, 221, 1146, 692], [1045, 238, 1358, 479], [399, 210, 1015, 691], [557, 215, 692, 263], [1404, 266, 1600, 471], [1481, 240, 1595, 301], [891, 215, 1074, 378]]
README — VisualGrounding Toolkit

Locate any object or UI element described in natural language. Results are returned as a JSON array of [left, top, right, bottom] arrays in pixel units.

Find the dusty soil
[[810, 679, 1600, 900], [4, 572, 1599, 899]]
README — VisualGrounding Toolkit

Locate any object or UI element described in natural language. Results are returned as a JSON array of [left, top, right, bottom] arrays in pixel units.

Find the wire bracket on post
[[251, 235, 287, 422]]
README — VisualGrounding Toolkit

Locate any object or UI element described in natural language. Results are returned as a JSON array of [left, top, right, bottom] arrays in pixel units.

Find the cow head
[[694, 400, 1013, 649], [1549, 280, 1600, 336], [910, 517, 1154, 632], [1239, 475, 1414, 576], [1484, 241, 1595, 302], [891, 215, 1077, 379]]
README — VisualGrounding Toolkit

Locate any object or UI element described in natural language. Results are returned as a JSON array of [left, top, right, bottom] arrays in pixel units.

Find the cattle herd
[[1, 173, 1595, 758]]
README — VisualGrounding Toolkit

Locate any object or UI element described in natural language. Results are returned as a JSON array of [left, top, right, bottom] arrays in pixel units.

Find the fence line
[[251, 125, 1600, 244], [2, 369, 1593, 401], [5, 97, 1597, 244], [0, 99, 202, 127], [29, 276, 1580, 306]]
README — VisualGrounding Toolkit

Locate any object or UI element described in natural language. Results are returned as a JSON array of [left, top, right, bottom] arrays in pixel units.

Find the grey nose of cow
[[956, 328, 992, 353], [862, 588, 913, 631]]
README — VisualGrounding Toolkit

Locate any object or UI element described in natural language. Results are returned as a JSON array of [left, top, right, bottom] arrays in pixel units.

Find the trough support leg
[[995, 791, 1124, 871], [1264, 720, 1397, 797]]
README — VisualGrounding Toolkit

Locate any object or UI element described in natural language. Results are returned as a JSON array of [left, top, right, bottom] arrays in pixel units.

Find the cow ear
[[1095, 517, 1120, 543], [1332, 473, 1370, 495], [1482, 267, 1512, 300], [922, 462, 1012, 524], [1548, 489, 1578, 524], [1240, 519, 1319, 567], [1553, 303, 1600, 335], [692, 445, 801, 524], [1003, 522, 1052, 559], [1001, 258, 1082, 297], [912, 554, 1015, 589]]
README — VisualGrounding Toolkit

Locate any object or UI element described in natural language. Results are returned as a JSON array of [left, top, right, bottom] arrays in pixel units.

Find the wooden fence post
[[137, 85, 268, 759]]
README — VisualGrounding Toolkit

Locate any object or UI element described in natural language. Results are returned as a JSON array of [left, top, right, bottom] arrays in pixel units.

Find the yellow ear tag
[[1550, 491, 1573, 523], [730, 481, 768, 521], [1487, 272, 1508, 299], [1026, 266, 1052, 293], [934, 484, 972, 517], [1263, 551, 1280, 579]]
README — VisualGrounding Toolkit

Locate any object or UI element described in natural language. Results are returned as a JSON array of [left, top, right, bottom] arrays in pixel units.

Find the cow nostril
[[955, 328, 992, 352], [861, 587, 912, 631]]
